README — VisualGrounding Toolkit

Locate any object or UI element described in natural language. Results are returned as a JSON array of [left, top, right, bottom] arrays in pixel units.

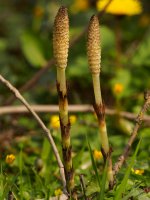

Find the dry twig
[[0, 74, 67, 193], [113, 91, 150, 176], [0, 105, 150, 122]]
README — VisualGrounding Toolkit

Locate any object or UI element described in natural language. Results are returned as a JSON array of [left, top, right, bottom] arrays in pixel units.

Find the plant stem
[[57, 68, 68, 126], [94, 103, 113, 188], [87, 15, 114, 189], [7, 191, 13, 200], [57, 68, 74, 190], [92, 74, 102, 105], [92, 74, 109, 154], [53, 6, 74, 193], [57, 68, 67, 96]]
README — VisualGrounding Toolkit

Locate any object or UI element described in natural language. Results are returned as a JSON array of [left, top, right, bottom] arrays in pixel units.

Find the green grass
[[114, 139, 142, 200], [1, 114, 149, 199]]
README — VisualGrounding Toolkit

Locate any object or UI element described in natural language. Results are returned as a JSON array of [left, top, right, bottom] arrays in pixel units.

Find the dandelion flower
[[113, 83, 124, 94], [69, 115, 77, 124], [70, 0, 89, 14], [93, 150, 103, 160], [97, 0, 142, 16], [50, 115, 60, 129], [54, 188, 63, 196], [131, 168, 144, 175], [6, 154, 15, 164]]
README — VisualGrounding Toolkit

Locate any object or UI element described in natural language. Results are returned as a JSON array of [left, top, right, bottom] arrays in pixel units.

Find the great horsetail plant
[[87, 15, 114, 188], [53, 7, 74, 193]]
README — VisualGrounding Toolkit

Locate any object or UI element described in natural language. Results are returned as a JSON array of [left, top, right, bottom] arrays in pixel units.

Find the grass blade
[[41, 138, 51, 162], [86, 135, 101, 188], [19, 149, 23, 200], [100, 160, 108, 200], [114, 139, 142, 200]]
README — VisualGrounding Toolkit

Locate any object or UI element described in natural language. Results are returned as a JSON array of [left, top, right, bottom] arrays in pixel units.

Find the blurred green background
[[0, 0, 150, 107], [0, 0, 150, 149]]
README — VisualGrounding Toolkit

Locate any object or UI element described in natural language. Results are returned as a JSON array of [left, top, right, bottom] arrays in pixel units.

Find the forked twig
[[113, 91, 150, 176], [0, 74, 67, 193]]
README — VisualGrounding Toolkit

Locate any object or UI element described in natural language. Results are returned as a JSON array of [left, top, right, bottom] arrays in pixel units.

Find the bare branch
[[113, 91, 150, 176], [0, 74, 67, 193], [0, 105, 150, 122]]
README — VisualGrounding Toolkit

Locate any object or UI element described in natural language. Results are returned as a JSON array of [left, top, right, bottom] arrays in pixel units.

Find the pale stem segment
[[57, 68, 68, 126], [92, 75, 113, 187], [92, 74, 102, 105]]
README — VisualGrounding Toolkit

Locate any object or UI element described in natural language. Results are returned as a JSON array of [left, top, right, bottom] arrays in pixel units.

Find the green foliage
[[101, 25, 115, 50], [86, 136, 109, 200], [20, 31, 46, 67], [114, 139, 142, 200], [87, 135, 101, 188], [110, 68, 131, 98], [86, 177, 100, 196], [132, 35, 150, 67], [0, 113, 150, 199], [100, 160, 108, 200]]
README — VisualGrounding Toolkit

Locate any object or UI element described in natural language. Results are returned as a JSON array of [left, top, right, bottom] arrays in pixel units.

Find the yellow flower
[[70, 0, 89, 14], [139, 14, 150, 27], [5, 154, 15, 164], [97, 0, 142, 16], [131, 168, 144, 175], [50, 115, 60, 129], [113, 83, 124, 94], [93, 150, 103, 160], [69, 115, 77, 124], [34, 6, 44, 17], [50, 115, 76, 129], [54, 188, 62, 196]]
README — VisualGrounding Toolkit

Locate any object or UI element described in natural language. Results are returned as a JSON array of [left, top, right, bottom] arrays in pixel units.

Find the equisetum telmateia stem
[[87, 15, 114, 188], [53, 6, 74, 193]]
